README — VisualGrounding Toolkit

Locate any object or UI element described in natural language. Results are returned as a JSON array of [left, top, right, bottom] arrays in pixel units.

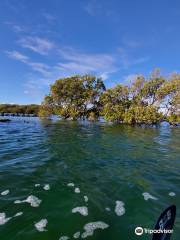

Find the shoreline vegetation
[[39, 69, 179, 125], [1, 69, 179, 125], [0, 104, 40, 117]]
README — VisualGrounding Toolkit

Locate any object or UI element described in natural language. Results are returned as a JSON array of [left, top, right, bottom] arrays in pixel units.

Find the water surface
[[0, 118, 179, 239]]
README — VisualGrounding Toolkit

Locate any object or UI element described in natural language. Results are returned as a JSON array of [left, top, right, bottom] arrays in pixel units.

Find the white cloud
[[58, 48, 117, 78], [4, 22, 25, 33], [6, 51, 29, 62], [18, 37, 55, 55], [6, 50, 51, 77]]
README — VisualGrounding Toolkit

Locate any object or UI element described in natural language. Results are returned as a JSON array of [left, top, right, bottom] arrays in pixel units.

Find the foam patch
[[73, 231, 81, 238], [105, 207, 111, 212], [35, 184, 40, 187], [72, 206, 88, 216], [81, 221, 109, 238], [43, 184, 50, 190], [1, 190, 10, 196], [115, 201, 125, 216], [74, 188, 80, 193], [35, 219, 48, 232], [0, 213, 11, 225], [84, 196, 88, 202], [142, 192, 158, 201], [168, 192, 176, 197], [14, 212, 23, 217], [67, 183, 75, 187], [59, 236, 69, 240], [14, 195, 42, 207]]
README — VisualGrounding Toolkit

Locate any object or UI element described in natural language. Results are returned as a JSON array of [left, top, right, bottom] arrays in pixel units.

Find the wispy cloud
[[4, 21, 25, 33], [6, 50, 29, 62], [41, 11, 56, 22], [84, 1, 102, 16], [6, 50, 51, 76], [6, 43, 150, 101], [117, 48, 149, 69], [84, 0, 116, 18], [18, 37, 55, 55], [57, 47, 117, 79]]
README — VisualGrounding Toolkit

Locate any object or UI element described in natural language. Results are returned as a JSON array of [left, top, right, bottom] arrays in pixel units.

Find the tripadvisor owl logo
[[135, 227, 144, 236]]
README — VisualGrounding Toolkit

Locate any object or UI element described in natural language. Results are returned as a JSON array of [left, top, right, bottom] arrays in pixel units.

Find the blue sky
[[0, 0, 180, 104]]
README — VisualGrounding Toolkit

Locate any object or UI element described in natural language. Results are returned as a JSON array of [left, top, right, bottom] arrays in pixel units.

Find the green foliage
[[41, 69, 180, 125], [0, 104, 40, 115], [124, 105, 163, 124], [40, 75, 106, 120]]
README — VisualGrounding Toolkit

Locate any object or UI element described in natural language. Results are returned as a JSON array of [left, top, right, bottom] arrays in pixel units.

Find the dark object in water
[[152, 205, 176, 240], [0, 118, 11, 122]]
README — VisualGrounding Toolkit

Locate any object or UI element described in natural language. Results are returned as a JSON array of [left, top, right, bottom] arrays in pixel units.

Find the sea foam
[[115, 201, 125, 216], [0, 213, 11, 225], [81, 221, 109, 238], [35, 219, 48, 232], [142, 192, 158, 201], [59, 236, 69, 240], [73, 231, 81, 238], [74, 187, 80, 193], [72, 206, 88, 216], [1, 190, 10, 196], [14, 195, 41, 207], [43, 184, 50, 191]]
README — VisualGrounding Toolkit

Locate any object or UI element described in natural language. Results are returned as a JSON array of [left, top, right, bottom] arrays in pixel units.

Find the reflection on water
[[0, 118, 179, 239]]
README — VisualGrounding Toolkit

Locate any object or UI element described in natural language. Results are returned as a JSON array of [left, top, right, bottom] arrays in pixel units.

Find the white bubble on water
[[142, 192, 158, 201], [73, 231, 81, 239], [14, 200, 22, 204], [43, 184, 50, 191], [59, 236, 69, 240], [35, 184, 40, 187], [81, 221, 109, 238], [67, 183, 75, 187], [169, 192, 176, 197], [84, 196, 88, 202], [72, 206, 88, 216], [1, 190, 10, 196], [74, 187, 80, 193], [115, 201, 125, 216], [14, 195, 41, 207], [105, 207, 111, 212], [35, 219, 48, 232], [0, 213, 11, 225], [14, 212, 23, 217]]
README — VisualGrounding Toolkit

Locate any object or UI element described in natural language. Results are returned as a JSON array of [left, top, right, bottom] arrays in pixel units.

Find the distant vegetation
[[40, 69, 180, 125], [0, 104, 40, 116]]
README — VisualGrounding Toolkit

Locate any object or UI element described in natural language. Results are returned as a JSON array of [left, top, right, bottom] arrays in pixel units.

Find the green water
[[0, 118, 179, 240]]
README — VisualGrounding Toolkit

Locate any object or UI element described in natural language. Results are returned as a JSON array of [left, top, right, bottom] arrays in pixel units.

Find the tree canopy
[[0, 104, 40, 115], [39, 75, 106, 120], [40, 71, 180, 125]]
